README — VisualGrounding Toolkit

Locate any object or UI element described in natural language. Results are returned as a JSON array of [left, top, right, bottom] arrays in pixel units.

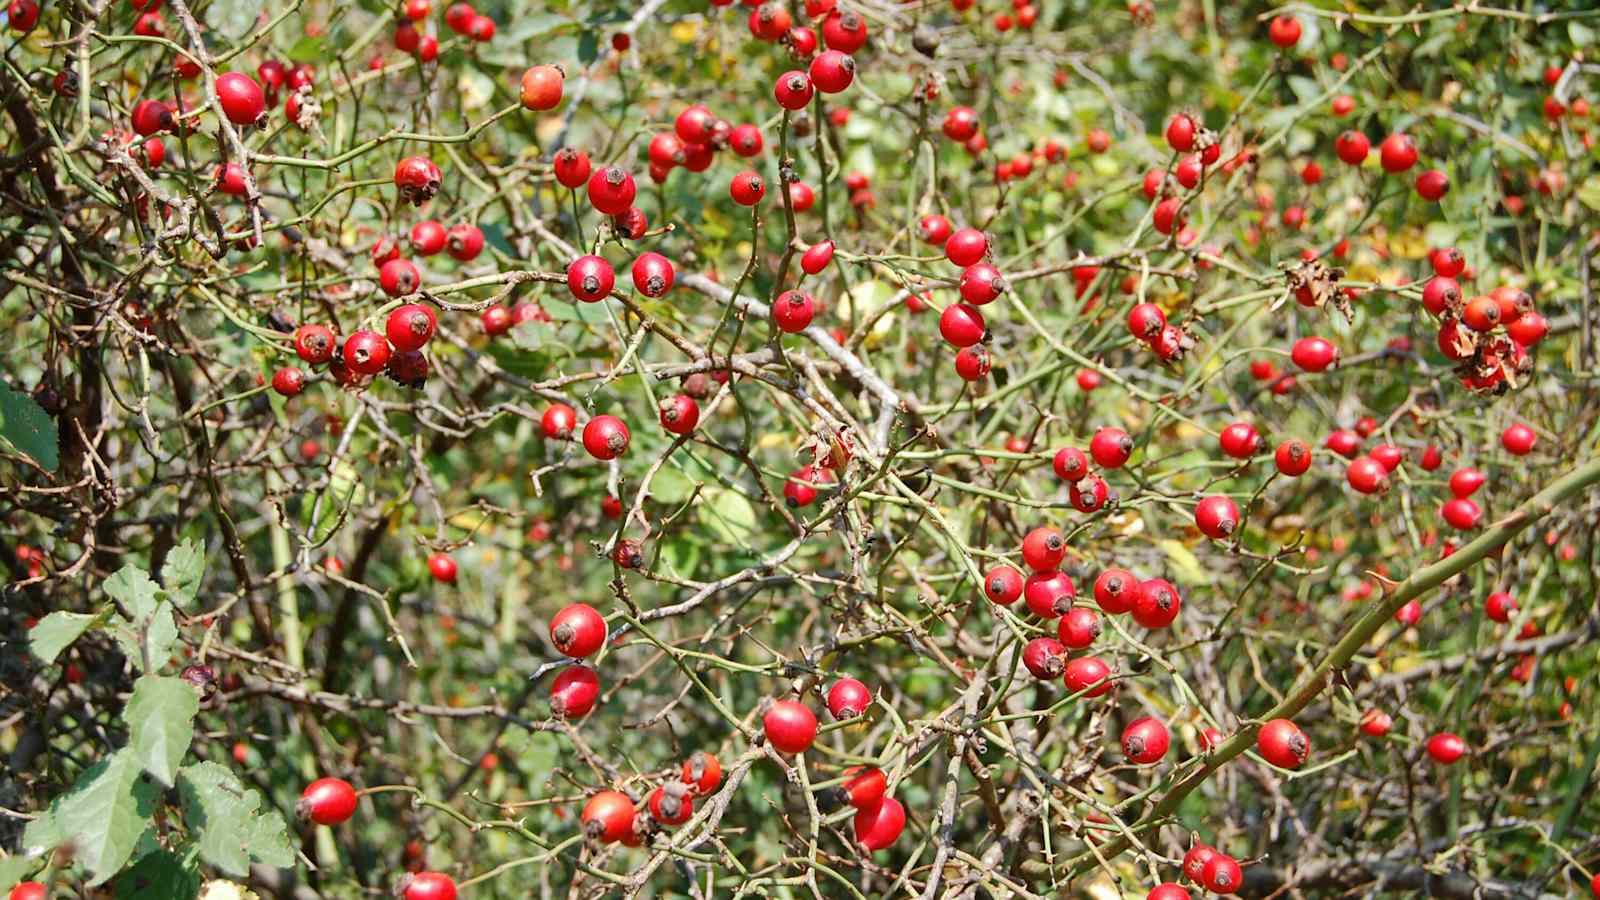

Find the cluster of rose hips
[[722, 0, 867, 64], [1189, 409, 1541, 545], [296, 777, 462, 899], [938, 97, 1068, 186], [1538, 63, 1595, 158], [1328, 128, 1450, 203], [577, 748, 727, 848], [544, 602, 607, 719], [276, 299, 439, 398], [1336, 418, 1537, 536], [642, 103, 766, 185], [1144, 111, 1224, 244], [1418, 247, 1547, 394], [533, 599, 905, 851], [543, 152, 684, 310], [778, 430, 854, 507], [388, 0, 497, 64], [1126, 298, 1196, 364], [1049, 424, 1137, 514], [975, 512, 1323, 898], [759, 682, 906, 850], [919, 226, 1002, 380], [13, 544, 46, 580], [981, 0, 1042, 36], [1356, 711, 1473, 765], [541, 604, 731, 850], [1126, 730, 1316, 899]]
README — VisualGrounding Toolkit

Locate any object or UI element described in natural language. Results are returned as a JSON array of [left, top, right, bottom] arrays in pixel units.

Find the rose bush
[[2, 0, 1600, 897]]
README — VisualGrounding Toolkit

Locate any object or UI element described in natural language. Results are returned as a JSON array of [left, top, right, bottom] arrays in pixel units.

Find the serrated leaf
[[177, 763, 295, 876], [0, 855, 39, 894], [700, 487, 758, 549], [44, 748, 159, 885], [105, 565, 161, 622], [115, 850, 200, 900], [29, 611, 99, 664], [0, 382, 58, 471], [161, 539, 204, 605], [126, 676, 198, 786]]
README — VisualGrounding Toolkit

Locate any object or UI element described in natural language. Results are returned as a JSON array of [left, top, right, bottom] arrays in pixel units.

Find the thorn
[[1366, 570, 1402, 595]]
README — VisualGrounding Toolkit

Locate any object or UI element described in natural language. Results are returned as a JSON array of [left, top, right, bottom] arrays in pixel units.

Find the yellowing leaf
[[832, 279, 892, 322], [535, 115, 564, 145], [1389, 654, 1425, 675], [1157, 538, 1207, 585], [1388, 226, 1429, 260], [1577, 176, 1600, 213], [671, 20, 699, 43], [199, 880, 260, 900], [457, 69, 494, 111], [1090, 154, 1121, 177]]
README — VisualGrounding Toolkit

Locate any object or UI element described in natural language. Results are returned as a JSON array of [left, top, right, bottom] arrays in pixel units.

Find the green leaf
[[111, 617, 145, 671], [0, 382, 58, 471], [581, 9, 628, 26], [29, 610, 99, 664], [480, 221, 518, 258], [142, 604, 180, 673], [577, 29, 599, 64], [125, 676, 198, 786], [657, 536, 701, 577], [1285, 75, 1319, 103], [177, 762, 295, 876], [484, 340, 551, 379], [510, 318, 573, 356], [105, 565, 162, 622], [539, 297, 588, 323], [700, 487, 758, 549], [114, 850, 201, 900], [161, 539, 205, 606], [326, 457, 368, 531], [651, 467, 696, 504], [42, 748, 159, 885], [21, 807, 60, 855], [511, 731, 560, 777], [286, 35, 325, 63], [501, 11, 569, 42], [0, 855, 39, 894]]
